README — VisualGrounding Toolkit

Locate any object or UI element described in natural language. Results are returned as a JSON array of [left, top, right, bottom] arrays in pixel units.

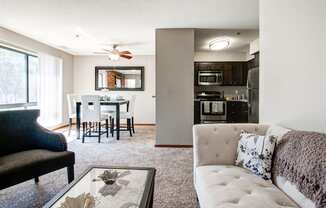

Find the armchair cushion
[[0, 149, 74, 188]]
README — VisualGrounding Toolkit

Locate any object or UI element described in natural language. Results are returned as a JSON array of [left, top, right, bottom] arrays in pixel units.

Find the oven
[[198, 71, 223, 86], [200, 100, 227, 123]]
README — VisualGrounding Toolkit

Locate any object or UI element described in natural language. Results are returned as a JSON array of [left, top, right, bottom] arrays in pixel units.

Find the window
[[0, 45, 38, 108]]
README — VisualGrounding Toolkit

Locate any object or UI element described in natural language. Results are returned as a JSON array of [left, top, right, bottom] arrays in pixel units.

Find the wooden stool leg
[[127, 118, 132, 137], [105, 119, 109, 137], [68, 118, 72, 136], [98, 122, 101, 143], [82, 122, 85, 143], [111, 118, 114, 137], [132, 117, 135, 133]]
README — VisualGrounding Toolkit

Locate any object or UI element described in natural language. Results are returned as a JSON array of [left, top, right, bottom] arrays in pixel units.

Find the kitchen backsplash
[[220, 86, 247, 97], [194, 85, 247, 99]]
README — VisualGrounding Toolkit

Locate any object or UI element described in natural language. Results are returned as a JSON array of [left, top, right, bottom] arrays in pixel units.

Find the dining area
[[64, 66, 147, 143], [67, 94, 137, 142]]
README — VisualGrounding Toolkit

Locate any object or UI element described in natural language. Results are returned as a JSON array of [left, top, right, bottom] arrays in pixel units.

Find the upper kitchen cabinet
[[247, 52, 259, 69], [195, 62, 248, 86]]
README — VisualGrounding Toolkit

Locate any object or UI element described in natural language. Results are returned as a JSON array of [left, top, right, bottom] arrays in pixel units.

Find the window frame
[[0, 45, 38, 109]]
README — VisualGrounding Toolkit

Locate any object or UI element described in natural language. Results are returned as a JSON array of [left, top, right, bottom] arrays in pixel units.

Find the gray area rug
[[0, 126, 197, 208]]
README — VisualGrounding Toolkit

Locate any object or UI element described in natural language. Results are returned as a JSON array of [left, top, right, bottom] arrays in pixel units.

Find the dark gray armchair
[[0, 109, 75, 190]]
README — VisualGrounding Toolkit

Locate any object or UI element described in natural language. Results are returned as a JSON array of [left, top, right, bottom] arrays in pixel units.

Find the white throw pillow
[[235, 131, 277, 180]]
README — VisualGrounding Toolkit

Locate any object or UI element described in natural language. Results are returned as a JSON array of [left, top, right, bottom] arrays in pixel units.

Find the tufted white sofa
[[193, 123, 315, 208]]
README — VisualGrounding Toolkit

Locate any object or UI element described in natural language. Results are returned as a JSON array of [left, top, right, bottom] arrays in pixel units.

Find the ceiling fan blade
[[119, 51, 132, 55], [120, 54, 133, 59], [102, 48, 113, 53]]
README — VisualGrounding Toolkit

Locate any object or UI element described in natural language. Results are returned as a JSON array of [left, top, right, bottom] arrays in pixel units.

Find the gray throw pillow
[[235, 131, 277, 180]]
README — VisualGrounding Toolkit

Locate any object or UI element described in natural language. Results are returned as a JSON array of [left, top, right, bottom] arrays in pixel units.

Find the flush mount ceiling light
[[209, 39, 230, 50]]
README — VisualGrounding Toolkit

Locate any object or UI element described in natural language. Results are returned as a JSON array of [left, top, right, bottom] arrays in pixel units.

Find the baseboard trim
[[51, 124, 69, 131], [135, 124, 156, 126], [155, 144, 193, 148], [51, 123, 155, 131]]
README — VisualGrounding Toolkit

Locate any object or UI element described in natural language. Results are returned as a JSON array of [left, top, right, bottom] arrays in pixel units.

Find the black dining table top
[[76, 100, 129, 104]]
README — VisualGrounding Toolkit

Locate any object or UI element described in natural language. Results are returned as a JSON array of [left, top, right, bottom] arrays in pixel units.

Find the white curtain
[[38, 53, 63, 127]]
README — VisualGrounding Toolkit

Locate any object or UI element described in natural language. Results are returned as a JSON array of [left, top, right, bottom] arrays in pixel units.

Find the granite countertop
[[226, 99, 248, 103]]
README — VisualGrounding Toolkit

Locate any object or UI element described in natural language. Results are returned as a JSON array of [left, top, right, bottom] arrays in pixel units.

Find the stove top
[[196, 91, 225, 101]]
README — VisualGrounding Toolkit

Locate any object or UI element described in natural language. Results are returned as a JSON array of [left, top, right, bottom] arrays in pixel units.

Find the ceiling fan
[[94, 44, 133, 60]]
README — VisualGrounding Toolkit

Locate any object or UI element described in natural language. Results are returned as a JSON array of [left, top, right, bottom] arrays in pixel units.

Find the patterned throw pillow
[[235, 131, 277, 180]]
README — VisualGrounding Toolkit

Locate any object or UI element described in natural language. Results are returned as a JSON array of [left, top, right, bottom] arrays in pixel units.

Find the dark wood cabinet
[[247, 52, 259, 69], [194, 100, 201, 124], [195, 62, 248, 86], [227, 101, 248, 123]]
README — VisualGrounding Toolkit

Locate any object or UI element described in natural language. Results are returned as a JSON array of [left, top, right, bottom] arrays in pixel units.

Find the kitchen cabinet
[[194, 100, 201, 124], [247, 52, 259, 69], [195, 62, 248, 86], [227, 101, 248, 123]]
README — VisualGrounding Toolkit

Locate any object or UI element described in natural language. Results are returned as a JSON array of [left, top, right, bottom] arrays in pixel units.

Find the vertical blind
[[38, 53, 63, 127]]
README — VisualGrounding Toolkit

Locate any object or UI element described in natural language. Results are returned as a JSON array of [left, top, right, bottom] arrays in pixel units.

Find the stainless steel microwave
[[198, 71, 223, 85]]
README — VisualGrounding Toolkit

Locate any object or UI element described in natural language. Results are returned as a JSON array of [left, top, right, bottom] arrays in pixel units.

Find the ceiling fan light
[[108, 53, 120, 60], [209, 39, 230, 50]]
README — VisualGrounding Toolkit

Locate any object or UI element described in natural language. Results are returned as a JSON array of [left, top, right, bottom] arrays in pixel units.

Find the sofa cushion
[[0, 149, 74, 188], [195, 165, 298, 208], [235, 131, 276, 180]]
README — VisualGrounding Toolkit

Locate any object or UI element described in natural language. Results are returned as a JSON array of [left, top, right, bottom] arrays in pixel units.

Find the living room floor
[[0, 126, 197, 208]]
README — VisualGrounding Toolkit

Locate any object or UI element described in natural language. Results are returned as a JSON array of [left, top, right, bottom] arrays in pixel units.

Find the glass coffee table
[[43, 166, 156, 208]]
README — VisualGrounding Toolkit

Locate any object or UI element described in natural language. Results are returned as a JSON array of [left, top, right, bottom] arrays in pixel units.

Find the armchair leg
[[67, 165, 74, 183], [34, 176, 39, 183]]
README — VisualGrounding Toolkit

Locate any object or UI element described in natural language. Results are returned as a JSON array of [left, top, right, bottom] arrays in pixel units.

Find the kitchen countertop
[[194, 99, 248, 102], [226, 99, 248, 103]]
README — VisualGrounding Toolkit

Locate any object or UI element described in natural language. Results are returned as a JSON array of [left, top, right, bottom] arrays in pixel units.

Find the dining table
[[75, 100, 129, 140]]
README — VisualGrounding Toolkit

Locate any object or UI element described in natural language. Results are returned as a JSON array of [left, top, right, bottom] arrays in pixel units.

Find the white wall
[[73, 55, 156, 124], [249, 38, 259, 55], [156, 29, 194, 145], [260, 0, 326, 133], [0, 27, 73, 125], [194, 51, 247, 62]]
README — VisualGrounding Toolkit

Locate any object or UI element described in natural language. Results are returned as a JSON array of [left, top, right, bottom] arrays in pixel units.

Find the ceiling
[[0, 0, 259, 55], [195, 29, 259, 53]]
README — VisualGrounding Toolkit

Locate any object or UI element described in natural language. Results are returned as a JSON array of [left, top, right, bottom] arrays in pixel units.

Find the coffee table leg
[[148, 177, 155, 208]]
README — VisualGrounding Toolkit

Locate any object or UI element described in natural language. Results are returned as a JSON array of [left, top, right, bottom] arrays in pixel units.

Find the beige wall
[[0, 27, 73, 125], [73, 55, 156, 124], [156, 28, 194, 145], [260, 0, 326, 133]]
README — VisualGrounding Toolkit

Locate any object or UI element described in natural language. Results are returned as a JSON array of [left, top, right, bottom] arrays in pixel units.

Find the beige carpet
[[0, 126, 197, 208]]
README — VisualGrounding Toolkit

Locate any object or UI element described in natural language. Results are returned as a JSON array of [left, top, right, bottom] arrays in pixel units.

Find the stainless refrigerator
[[247, 67, 259, 123]]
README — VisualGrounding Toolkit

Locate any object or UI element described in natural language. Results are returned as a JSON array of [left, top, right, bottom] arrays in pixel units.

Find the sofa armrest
[[193, 123, 269, 168]]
